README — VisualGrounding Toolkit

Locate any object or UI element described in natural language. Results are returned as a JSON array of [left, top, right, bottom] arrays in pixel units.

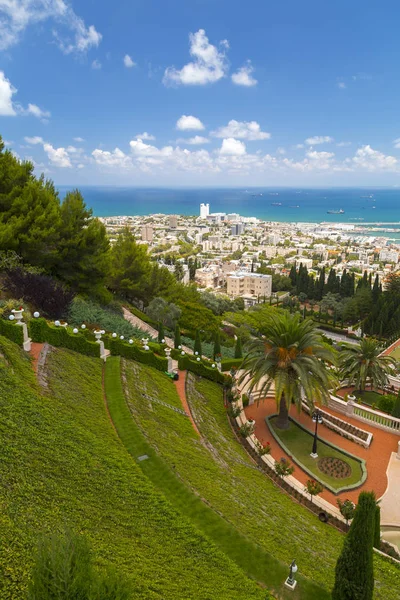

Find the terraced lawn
[[0, 337, 266, 600], [118, 359, 400, 600]]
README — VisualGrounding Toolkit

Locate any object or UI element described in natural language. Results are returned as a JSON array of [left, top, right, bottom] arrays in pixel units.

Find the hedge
[[221, 358, 243, 372], [178, 354, 226, 384], [0, 317, 24, 345], [29, 318, 100, 357], [109, 338, 168, 372]]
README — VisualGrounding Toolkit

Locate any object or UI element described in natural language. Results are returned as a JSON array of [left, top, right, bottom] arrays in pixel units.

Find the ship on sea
[[327, 208, 345, 214], [271, 202, 282, 206]]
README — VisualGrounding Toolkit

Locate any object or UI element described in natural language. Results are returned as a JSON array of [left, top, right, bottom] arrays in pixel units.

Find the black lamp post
[[310, 408, 323, 458]]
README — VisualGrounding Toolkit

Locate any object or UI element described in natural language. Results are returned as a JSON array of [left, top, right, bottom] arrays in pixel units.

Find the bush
[[0, 317, 24, 345], [69, 298, 146, 339], [29, 318, 100, 357], [241, 393, 249, 407], [392, 391, 400, 418], [221, 358, 243, 372], [4, 268, 74, 319], [377, 394, 396, 414], [178, 354, 226, 383], [109, 338, 168, 372]]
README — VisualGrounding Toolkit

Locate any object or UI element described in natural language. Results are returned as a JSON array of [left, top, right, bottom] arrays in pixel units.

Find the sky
[[1, 0, 400, 187]]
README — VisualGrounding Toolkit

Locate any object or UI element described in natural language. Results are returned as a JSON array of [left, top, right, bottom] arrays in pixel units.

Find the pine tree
[[194, 329, 202, 356], [332, 491, 376, 600], [213, 331, 222, 360], [234, 336, 243, 359], [174, 323, 181, 349]]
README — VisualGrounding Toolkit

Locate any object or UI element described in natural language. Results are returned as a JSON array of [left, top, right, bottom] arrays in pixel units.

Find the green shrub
[[377, 394, 396, 414], [29, 318, 100, 357], [178, 355, 226, 383], [109, 338, 168, 372], [221, 358, 243, 372], [242, 394, 249, 408], [0, 317, 24, 345], [69, 298, 146, 339], [392, 390, 400, 418]]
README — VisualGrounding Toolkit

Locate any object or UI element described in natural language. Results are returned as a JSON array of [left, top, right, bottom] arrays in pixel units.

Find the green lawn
[[115, 359, 400, 599], [269, 418, 364, 491], [354, 389, 384, 406], [388, 346, 400, 360], [0, 336, 268, 600]]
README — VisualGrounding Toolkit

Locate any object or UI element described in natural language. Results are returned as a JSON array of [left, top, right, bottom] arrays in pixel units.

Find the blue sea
[[57, 186, 400, 236]]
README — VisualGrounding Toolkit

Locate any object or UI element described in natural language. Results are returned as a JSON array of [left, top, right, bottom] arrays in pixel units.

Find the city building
[[169, 215, 178, 228], [141, 225, 153, 242], [295, 258, 313, 269], [379, 249, 399, 264], [200, 203, 210, 218], [195, 267, 220, 288], [226, 272, 272, 299], [231, 223, 245, 236]]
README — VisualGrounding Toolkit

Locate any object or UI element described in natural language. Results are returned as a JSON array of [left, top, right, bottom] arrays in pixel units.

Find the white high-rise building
[[200, 203, 210, 218]]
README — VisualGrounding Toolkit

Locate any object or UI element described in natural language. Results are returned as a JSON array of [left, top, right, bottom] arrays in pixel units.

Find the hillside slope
[[0, 337, 264, 600]]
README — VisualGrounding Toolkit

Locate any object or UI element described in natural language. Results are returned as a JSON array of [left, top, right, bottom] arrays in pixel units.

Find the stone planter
[[11, 308, 24, 323]]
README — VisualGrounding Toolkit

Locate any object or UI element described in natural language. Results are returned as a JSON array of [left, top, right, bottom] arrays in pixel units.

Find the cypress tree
[[374, 504, 381, 549], [350, 273, 356, 296], [234, 336, 243, 359], [174, 323, 181, 349], [317, 266, 325, 300], [372, 274, 380, 303], [332, 491, 376, 600], [158, 322, 165, 343], [213, 331, 222, 360], [194, 329, 202, 356], [289, 265, 297, 288]]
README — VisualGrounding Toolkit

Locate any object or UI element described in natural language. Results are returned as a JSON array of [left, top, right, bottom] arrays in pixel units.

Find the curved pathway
[[244, 399, 399, 507], [29, 342, 44, 375], [174, 370, 200, 436]]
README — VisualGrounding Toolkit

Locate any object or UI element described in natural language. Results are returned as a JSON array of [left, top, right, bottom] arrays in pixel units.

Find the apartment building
[[226, 272, 272, 299]]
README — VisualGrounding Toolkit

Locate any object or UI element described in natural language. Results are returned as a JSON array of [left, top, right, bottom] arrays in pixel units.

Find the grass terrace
[[269, 417, 365, 492], [111, 359, 400, 599]]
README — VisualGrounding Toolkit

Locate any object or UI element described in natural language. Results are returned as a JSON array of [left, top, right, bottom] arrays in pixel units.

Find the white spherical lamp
[[212, 363, 216, 368], [197, 357, 200, 362], [178, 345, 182, 350], [8, 314, 15, 321], [73, 328, 78, 334], [129, 339, 133, 344], [144, 345, 149, 351], [120, 335, 124, 340], [195, 351, 198, 356], [112, 332, 117, 338], [181, 351, 185, 356], [161, 338, 165, 344], [33, 311, 40, 318], [81, 324, 86, 330], [54, 320, 60, 327]]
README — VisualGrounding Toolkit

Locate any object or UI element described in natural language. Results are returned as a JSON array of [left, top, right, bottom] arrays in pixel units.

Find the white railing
[[302, 401, 372, 448], [352, 404, 400, 434]]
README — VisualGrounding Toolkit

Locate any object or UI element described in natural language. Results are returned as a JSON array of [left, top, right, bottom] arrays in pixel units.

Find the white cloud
[[336, 141, 351, 147], [92, 147, 131, 168], [0, 71, 16, 115], [26, 103, 50, 121], [176, 115, 204, 131], [123, 54, 135, 68], [43, 142, 72, 167], [91, 59, 102, 70], [231, 61, 257, 87], [337, 81, 346, 89], [163, 29, 228, 86], [73, 137, 84, 142], [219, 138, 246, 156], [177, 136, 209, 145], [295, 143, 304, 149], [134, 132, 155, 141], [305, 136, 334, 145], [66, 145, 83, 154], [393, 138, 400, 149], [211, 120, 270, 141], [24, 136, 44, 145], [276, 147, 286, 155], [351, 145, 398, 171], [0, 0, 102, 54]]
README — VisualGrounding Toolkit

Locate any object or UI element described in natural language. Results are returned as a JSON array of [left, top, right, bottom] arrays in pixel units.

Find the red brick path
[[29, 342, 44, 375], [244, 398, 399, 505], [174, 370, 200, 436]]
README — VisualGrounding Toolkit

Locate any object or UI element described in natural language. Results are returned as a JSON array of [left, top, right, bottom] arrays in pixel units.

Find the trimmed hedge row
[[221, 358, 243, 372], [0, 318, 24, 345], [109, 338, 168, 372], [29, 318, 100, 357], [178, 354, 226, 384]]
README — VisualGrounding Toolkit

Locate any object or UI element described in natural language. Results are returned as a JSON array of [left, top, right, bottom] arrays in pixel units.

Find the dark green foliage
[[178, 354, 226, 383], [174, 324, 181, 349], [29, 318, 100, 357], [0, 317, 24, 345], [158, 322, 165, 343], [392, 390, 400, 418], [109, 338, 168, 371], [69, 298, 144, 339], [146, 297, 181, 328], [213, 331, 221, 360], [337, 499, 355, 526], [374, 505, 381, 549], [194, 329, 202, 356], [4, 268, 74, 319], [234, 336, 243, 359], [332, 491, 376, 600], [220, 358, 243, 372], [107, 228, 152, 301]]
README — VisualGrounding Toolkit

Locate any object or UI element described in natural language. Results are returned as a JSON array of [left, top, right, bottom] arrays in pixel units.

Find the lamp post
[[310, 408, 323, 458], [284, 559, 298, 590]]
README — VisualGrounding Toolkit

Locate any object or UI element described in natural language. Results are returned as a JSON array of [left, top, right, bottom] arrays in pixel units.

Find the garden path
[[29, 342, 44, 375], [379, 453, 400, 527], [123, 307, 193, 355], [244, 399, 399, 510], [173, 370, 200, 436]]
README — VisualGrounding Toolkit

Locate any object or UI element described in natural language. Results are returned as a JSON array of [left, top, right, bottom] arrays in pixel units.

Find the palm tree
[[339, 338, 396, 392], [239, 312, 337, 429]]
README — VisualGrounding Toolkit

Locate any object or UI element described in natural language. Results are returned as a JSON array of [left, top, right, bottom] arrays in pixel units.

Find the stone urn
[[11, 308, 24, 324], [94, 330, 103, 342]]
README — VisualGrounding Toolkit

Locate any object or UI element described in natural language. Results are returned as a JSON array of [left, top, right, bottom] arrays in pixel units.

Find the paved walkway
[[244, 398, 399, 507], [29, 342, 44, 375], [123, 307, 193, 355], [379, 453, 400, 526], [173, 370, 200, 436]]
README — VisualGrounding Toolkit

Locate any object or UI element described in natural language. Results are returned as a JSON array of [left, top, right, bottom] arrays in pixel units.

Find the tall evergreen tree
[[374, 504, 381, 549], [234, 336, 243, 359], [332, 491, 376, 600], [108, 228, 152, 301], [174, 323, 181, 349], [158, 322, 165, 343], [289, 265, 297, 288], [372, 274, 380, 304], [194, 329, 202, 356], [316, 267, 325, 300], [213, 331, 222, 360]]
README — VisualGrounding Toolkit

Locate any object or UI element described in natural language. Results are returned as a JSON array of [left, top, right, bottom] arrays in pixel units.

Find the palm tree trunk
[[275, 395, 290, 430]]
